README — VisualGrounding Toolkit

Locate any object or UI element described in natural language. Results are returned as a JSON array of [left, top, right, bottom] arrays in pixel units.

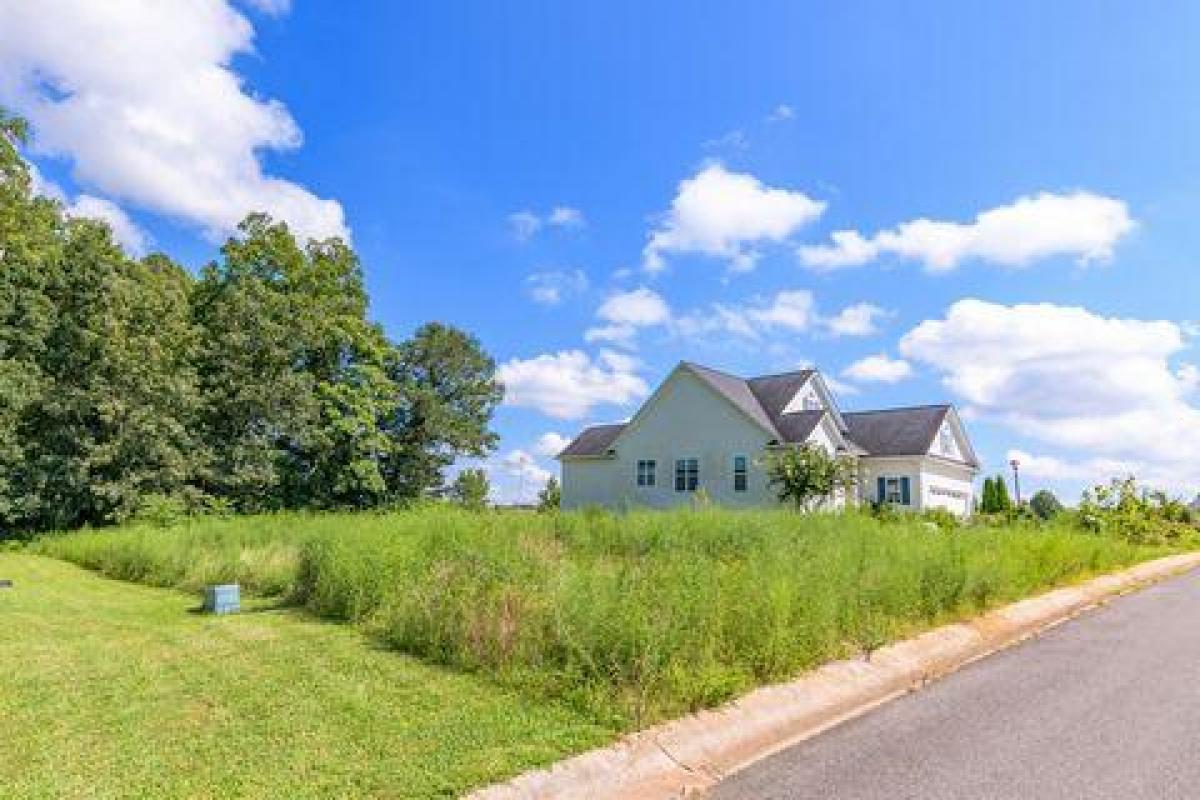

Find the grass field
[[0, 553, 611, 799], [35, 508, 1176, 730]]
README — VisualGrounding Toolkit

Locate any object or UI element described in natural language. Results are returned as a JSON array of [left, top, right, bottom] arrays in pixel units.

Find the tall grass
[[36, 508, 1171, 727]]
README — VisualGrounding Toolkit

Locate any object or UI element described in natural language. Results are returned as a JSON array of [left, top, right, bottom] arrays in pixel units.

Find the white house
[[556, 362, 979, 514]]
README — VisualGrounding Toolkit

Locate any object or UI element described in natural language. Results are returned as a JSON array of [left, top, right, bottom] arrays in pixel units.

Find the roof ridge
[[681, 360, 746, 381], [844, 403, 952, 415], [747, 367, 816, 382]]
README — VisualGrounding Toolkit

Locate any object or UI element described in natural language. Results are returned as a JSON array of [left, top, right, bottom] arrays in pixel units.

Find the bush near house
[[36, 504, 1183, 729]]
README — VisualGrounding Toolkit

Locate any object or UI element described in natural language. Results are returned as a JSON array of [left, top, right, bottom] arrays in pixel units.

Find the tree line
[[0, 112, 502, 533]]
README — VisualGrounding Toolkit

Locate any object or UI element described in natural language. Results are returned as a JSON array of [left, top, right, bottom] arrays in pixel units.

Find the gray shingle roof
[[685, 362, 780, 435], [771, 409, 826, 443], [558, 363, 974, 465], [843, 405, 975, 464], [557, 422, 626, 458]]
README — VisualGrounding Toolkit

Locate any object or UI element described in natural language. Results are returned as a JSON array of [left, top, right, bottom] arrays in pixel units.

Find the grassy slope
[[35, 509, 1174, 729], [0, 554, 611, 799]]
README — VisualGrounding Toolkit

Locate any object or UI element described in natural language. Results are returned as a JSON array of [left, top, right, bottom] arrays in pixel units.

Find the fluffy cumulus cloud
[[586, 287, 673, 347], [587, 287, 887, 350], [525, 269, 589, 306], [497, 449, 553, 500], [508, 206, 585, 241], [29, 163, 152, 255], [497, 349, 648, 420], [824, 302, 889, 337], [799, 191, 1135, 273], [534, 432, 571, 458], [0, 0, 347, 243], [65, 195, 151, 255], [644, 163, 825, 273], [901, 299, 1200, 491], [842, 353, 913, 383]]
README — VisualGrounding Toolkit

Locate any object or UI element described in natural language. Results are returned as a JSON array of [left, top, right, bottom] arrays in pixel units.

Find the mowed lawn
[[0, 554, 612, 799]]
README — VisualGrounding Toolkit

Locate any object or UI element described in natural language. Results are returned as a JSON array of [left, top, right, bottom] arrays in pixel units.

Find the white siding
[[919, 459, 975, 515], [858, 455, 976, 516], [561, 368, 778, 510]]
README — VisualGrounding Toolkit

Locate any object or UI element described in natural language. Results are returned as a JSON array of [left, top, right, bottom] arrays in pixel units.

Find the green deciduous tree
[[449, 468, 490, 511], [1029, 489, 1063, 520], [537, 475, 561, 512], [0, 111, 503, 531], [381, 323, 503, 501]]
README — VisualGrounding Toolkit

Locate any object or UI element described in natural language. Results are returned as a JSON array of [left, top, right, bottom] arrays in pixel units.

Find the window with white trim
[[675, 458, 699, 492], [636, 459, 656, 487], [885, 477, 903, 504], [733, 455, 748, 492]]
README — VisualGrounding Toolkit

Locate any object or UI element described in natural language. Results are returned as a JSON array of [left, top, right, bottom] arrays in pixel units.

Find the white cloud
[[745, 289, 816, 332], [508, 210, 542, 241], [901, 299, 1200, 491], [0, 0, 348, 244], [1006, 449, 1136, 485], [497, 349, 648, 420], [548, 206, 585, 228], [821, 375, 860, 396], [500, 449, 552, 491], [842, 354, 913, 383], [766, 104, 795, 122], [66, 195, 151, 255], [525, 269, 588, 306], [509, 206, 585, 241], [29, 163, 152, 255], [596, 287, 672, 327], [586, 287, 672, 348], [799, 191, 1134, 272], [644, 163, 825, 273], [824, 302, 889, 337], [241, 0, 291, 15], [534, 432, 571, 458]]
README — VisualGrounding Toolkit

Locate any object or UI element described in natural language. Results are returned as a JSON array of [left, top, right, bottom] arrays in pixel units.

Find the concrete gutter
[[469, 552, 1200, 800]]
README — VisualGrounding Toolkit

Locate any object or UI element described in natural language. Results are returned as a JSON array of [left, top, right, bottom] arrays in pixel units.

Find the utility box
[[203, 584, 240, 615]]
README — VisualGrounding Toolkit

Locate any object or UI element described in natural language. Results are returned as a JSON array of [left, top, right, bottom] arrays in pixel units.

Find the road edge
[[467, 551, 1200, 800]]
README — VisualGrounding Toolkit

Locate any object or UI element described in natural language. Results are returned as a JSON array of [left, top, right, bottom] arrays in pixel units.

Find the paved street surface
[[712, 571, 1200, 800]]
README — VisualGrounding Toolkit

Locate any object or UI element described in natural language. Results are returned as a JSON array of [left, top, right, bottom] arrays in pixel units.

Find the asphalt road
[[711, 570, 1200, 800]]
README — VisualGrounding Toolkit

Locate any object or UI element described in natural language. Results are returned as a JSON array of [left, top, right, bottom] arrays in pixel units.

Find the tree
[[994, 474, 1013, 512], [192, 214, 393, 511], [381, 323, 503, 500], [1029, 489, 1063, 520], [449, 468, 489, 511], [537, 475, 561, 512], [764, 445, 854, 511], [980, 474, 1014, 514]]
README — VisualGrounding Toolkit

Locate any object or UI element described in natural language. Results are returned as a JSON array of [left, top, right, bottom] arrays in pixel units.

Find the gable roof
[[684, 362, 781, 435], [557, 422, 626, 458], [558, 363, 974, 464], [843, 405, 978, 466]]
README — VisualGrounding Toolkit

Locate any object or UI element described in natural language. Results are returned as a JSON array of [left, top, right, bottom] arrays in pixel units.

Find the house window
[[803, 393, 822, 411], [637, 459, 656, 487], [879, 476, 912, 506], [733, 455, 748, 492], [675, 458, 699, 492]]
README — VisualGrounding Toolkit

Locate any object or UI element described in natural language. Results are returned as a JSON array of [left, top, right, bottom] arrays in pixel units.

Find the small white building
[[557, 362, 979, 514]]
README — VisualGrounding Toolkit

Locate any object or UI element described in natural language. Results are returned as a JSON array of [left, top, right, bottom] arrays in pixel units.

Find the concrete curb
[[468, 552, 1200, 800]]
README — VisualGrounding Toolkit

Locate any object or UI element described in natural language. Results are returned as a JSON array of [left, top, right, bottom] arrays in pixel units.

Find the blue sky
[[5, 1, 1200, 502]]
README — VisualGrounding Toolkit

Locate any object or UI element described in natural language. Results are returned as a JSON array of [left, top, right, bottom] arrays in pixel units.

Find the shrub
[[1029, 489, 1064, 520]]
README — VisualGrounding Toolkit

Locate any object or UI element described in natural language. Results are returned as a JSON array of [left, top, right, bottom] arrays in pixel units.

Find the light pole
[[1009, 458, 1022, 506]]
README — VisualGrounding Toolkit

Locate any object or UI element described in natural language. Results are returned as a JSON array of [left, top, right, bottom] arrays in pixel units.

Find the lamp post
[[1009, 458, 1022, 506]]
